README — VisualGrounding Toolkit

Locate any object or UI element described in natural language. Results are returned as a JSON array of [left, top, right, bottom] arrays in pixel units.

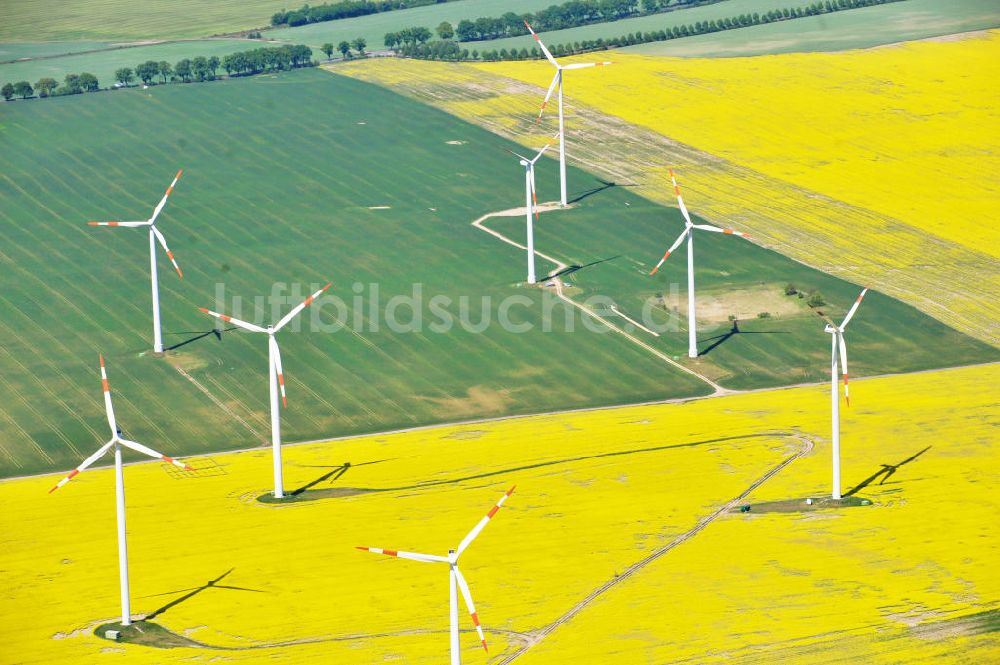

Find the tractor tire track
[[170, 363, 264, 441], [497, 433, 815, 664]]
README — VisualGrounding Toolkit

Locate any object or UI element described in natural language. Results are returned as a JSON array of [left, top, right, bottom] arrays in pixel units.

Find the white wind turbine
[[649, 169, 749, 358], [87, 170, 184, 354], [357, 486, 515, 664], [49, 355, 193, 627], [525, 20, 611, 207], [199, 282, 330, 499], [822, 287, 868, 500], [508, 140, 554, 284]]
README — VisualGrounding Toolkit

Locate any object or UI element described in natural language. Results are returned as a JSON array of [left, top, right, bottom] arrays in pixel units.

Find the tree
[[414, 26, 432, 44], [175, 59, 192, 82], [2, 82, 14, 100], [383, 33, 398, 49], [158, 61, 172, 84], [338, 41, 351, 58], [79, 72, 99, 92], [13, 81, 33, 99], [437, 21, 454, 40], [456, 19, 475, 41], [351, 37, 366, 56], [63, 73, 82, 94], [807, 291, 826, 308], [207, 56, 220, 78], [114, 67, 134, 87], [321, 42, 334, 59], [35, 77, 58, 97], [191, 56, 209, 81], [135, 60, 159, 85]]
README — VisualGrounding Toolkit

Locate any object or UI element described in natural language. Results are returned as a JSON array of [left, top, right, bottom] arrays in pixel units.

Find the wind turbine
[[87, 170, 184, 354], [821, 287, 868, 500], [525, 20, 611, 207], [357, 486, 515, 664], [199, 282, 331, 499], [49, 355, 193, 627], [649, 169, 749, 358], [508, 139, 554, 284]]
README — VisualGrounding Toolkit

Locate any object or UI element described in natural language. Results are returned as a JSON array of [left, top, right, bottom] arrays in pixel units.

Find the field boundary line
[[497, 433, 816, 663], [4, 362, 996, 484], [472, 205, 727, 394]]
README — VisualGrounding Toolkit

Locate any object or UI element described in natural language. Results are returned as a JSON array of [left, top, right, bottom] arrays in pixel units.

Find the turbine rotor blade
[[524, 21, 558, 66], [506, 147, 532, 162], [99, 354, 117, 438], [530, 167, 539, 221], [149, 169, 183, 224], [49, 440, 115, 493], [269, 335, 287, 408], [837, 333, 851, 406], [151, 225, 183, 278], [275, 282, 332, 331], [649, 229, 689, 275], [198, 308, 268, 333], [535, 73, 560, 123], [354, 547, 448, 564], [668, 169, 694, 227], [840, 287, 868, 329], [691, 223, 749, 238], [562, 61, 613, 70], [118, 438, 194, 471], [454, 567, 488, 652], [87, 221, 149, 227], [530, 142, 553, 164], [456, 486, 515, 557]]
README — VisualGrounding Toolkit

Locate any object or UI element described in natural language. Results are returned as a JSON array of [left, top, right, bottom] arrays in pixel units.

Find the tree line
[[2, 44, 316, 102], [390, 0, 906, 61], [271, 0, 455, 28]]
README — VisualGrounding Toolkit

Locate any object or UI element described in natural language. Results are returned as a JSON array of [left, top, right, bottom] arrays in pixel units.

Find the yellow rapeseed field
[[474, 32, 1000, 259], [332, 35, 1000, 346], [1, 363, 997, 663]]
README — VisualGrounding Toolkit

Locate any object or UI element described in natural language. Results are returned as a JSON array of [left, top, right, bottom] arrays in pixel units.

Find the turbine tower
[[822, 287, 868, 500], [650, 169, 749, 358], [509, 140, 553, 284], [87, 170, 184, 354], [525, 21, 611, 207], [199, 282, 331, 499], [49, 355, 193, 627], [357, 486, 515, 664]]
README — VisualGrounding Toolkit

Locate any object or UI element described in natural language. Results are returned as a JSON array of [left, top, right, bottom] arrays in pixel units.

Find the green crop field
[[0, 40, 284, 92], [447, 0, 823, 53], [623, 0, 1000, 57], [262, 0, 576, 50], [0, 68, 994, 480], [487, 197, 996, 390], [0, 0, 290, 41], [0, 42, 113, 62]]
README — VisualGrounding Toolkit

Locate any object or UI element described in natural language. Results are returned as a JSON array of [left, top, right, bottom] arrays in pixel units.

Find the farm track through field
[[331, 61, 1000, 347], [497, 433, 815, 663], [472, 205, 727, 394]]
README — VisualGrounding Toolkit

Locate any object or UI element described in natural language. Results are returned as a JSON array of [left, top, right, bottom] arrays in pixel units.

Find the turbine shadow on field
[[372, 432, 792, 495], [843, 446, 931, 498], [699, 320, 789, 356], [548, 255, 620, 281], [164, 326, 238, 352], [143, 568, 264, 620], [290, 459, 390, 496], [568, 179, 634, 204]]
